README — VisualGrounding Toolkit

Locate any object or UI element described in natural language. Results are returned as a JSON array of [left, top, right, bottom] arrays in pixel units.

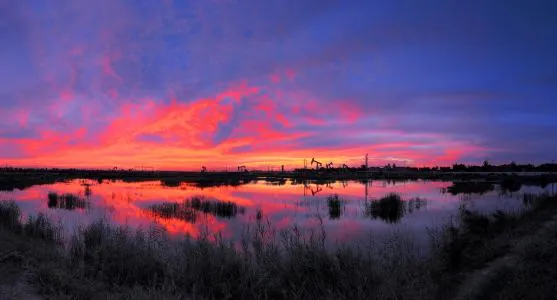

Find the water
[[0, 179, 550, 248]]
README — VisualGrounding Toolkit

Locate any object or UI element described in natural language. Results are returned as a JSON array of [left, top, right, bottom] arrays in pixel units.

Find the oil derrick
[[310, 157, 322, 170]]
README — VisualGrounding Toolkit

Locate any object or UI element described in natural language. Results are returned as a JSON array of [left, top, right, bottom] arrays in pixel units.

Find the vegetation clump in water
[[47, 192, 89, 210], [327, 194, 344, 219], [147, 196, 245, 223], [364, 193, 405, 223], [445, 181, 495, 195]]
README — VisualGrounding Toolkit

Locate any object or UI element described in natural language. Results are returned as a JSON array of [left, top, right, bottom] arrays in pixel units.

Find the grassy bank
[[430, 192, 557, 299], [1, 192, 557, 299]]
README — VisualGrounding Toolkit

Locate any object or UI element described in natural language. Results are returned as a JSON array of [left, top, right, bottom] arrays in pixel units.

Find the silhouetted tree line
[[450, 161, 557, 173]]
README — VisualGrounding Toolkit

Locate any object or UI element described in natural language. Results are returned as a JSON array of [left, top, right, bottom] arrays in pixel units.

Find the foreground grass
[[1, 192, 557, 299], [1, 200, 431, 299]]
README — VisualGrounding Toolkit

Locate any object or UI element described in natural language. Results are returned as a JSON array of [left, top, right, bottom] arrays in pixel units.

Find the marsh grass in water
[[364, 193, 405, 223], [363, 194, 428, 223], [188, 196, 245, 218], [327, 194, 344, 219], [47, 192, 89, 210], [147, 196, 245, 223]]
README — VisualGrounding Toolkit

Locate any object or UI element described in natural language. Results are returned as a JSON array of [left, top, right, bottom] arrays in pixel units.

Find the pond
[[0, 179, 551, 249]]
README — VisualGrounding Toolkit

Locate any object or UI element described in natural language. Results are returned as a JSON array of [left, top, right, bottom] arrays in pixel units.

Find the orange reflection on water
[[0, 178, 534, 245]]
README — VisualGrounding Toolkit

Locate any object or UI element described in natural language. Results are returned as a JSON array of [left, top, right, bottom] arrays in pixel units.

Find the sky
[[1, 0, 556, 170]]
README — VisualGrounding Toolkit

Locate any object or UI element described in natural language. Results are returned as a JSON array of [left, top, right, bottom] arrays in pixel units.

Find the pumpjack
[[310, 157, 322, 170], [238, 165, 248, 172], [201, 166, 207, 173]]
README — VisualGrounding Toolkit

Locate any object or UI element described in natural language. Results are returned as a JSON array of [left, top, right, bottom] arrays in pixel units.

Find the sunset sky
[[1, 0, 556, 170]]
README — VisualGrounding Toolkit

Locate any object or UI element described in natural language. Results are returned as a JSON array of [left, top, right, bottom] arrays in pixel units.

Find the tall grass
[[0, 207, 424, 299], [0, 199, 63, 242], [60, 217, 426, 299], [24, 213, 63, 243], [0, 200, 21, 230]]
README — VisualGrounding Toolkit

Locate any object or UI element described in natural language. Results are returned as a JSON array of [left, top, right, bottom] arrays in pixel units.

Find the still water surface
[[0, 179, 549, 247]]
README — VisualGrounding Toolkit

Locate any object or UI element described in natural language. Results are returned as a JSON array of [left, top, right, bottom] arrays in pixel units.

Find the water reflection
[[0, 179, 549, 246]]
